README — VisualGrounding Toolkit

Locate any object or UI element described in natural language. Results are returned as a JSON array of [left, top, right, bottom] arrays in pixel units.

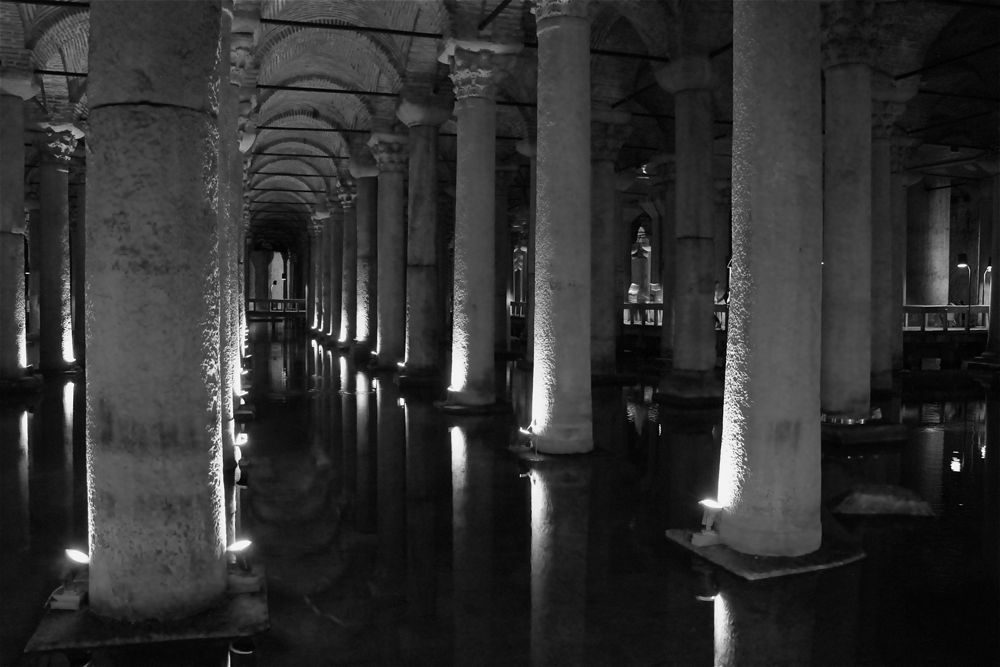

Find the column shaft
[[341, 197, 358, 344], [720, 0, 823, 556], [988, 174, 1000, 355], [86, 0, 226, 620], [355, 176, 378, 349], [326, 210, 343, 340], [38, 156, 74, 370], [495, 169, 514, 352], [531, 1, 592, 452], [870, 126, 893, 391], [906, 177, 951, 307], [889, 156, 909, 368], [369, 135, 408, 367], [0, 88, 30, 379]]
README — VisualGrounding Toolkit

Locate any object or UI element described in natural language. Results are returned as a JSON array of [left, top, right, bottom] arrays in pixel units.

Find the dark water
[[2, 321, 998, 665]]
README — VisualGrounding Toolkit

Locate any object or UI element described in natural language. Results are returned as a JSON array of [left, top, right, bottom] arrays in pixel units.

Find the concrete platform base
[[24, 567, 269, 654], [655, 370, 723, 407], [435, 399, 511, 416], [664, 529, 865, 581], [821, 422, 909, 447]]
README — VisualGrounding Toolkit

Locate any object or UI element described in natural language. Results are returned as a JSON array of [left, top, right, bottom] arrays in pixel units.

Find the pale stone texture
[[37, 130, 77, 370], [340, 192, 358, 343], [821, 0, 875, 421], [719, 0, 823, 557], [530, 0, 593, 452], [495, 166, 517, 353], [368, 134, 408, 367], [516, 139, 537, 365], [870, 96, 896, 391], [906, 176, 951, 309], [590, 110, 630, 376], [325, 207, 343, 341], [308, 220, 322, 330], [86, 0, 226, 621], [352, 168, 378, 350], [69, 169, 85, 366], [397, 100, 448, 375]]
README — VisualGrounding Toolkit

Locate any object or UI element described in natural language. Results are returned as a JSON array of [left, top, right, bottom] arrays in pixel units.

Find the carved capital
[[338, 187, 357, 210], [367, 133, 409, 173], [533, 0, 589, 22], [230, 33, 254, 86], [822, 0, 876, 68], [396, 98, 451, 128], [0, 67, 39, 100], [656, 56, 715, 94], [872, 99, 904, 140], [37, 128, 78, 165], [441, 41, 521, 101]]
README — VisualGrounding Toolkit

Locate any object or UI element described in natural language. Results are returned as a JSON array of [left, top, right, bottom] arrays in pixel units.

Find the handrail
[[903, 304, 989, 331], [246, 297, 307, 313]]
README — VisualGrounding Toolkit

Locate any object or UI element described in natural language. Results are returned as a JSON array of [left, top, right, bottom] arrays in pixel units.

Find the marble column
[[590, 110, 631, 376], [86, 0, 226, 621], [308, 219, 323, 330], [890, 140, 918, 368], [368, 133, 408, 368], [655, 158, 677, 360], [495, 165, 517, 353], [325, 204, 343, 341], [516, 138, 537, 365], [314, 211, 331, 334], [719, 0, 823, 556], [713, 179, 732, 297], [657, 56, 720, 396], [906, 176, 951, 309], [351, 158, 378, 352], [69, 168, 86, 367], [340, 190, 358, 344], [0, 69, 36, 383], [442, 42, 519, 406], [37, 128, 79, 371], [530, 0, 593, 453], [397, 99, 449, 377], [821, 0, 874, 422], [870, 88, 900, 392]]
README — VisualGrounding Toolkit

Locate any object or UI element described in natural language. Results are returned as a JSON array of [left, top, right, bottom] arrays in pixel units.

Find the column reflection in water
[[355, 370, 377, 533], [0, 405, 30, 556], [529, 458, 591, 667], [984, 391, 999, 592], [376, 375, 406, 590], [30, 379, 77, 551], [905, 424, 945, 514], [451, 420, 496, 664], [340, 355, 358, 507]]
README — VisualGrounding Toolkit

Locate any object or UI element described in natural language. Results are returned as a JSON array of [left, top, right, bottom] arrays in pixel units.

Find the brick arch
[[254, 113, 351, 161], [257, 75, 373, 128], [590, 0, 673, 60]]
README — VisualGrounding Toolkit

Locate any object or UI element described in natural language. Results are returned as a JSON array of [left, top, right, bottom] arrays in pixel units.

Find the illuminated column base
[[351, 166, 378, 354], [718, 0, 823, 557], [340, 192, 358, 346], [0, 232, 28, 382], [530, 0, 593, 454], [86, 0, 226, 621]]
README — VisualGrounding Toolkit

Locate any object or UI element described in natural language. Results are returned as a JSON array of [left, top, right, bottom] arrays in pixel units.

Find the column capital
[[872, 99, 904, 140], [516, 138, 536, 159], [229, 32, 254, 86], [821, 0, 876, 69], [338, 191, 357, 210], [367, 133, 409, 173], [0, 67, 39, 100], [348, 153, 379, 179], [591, 109, 631, 162], [439, 41, 521, 102], [37, 127, 80, 165], [890, 137, 920, 174], [396, 97, 451, 128], [655, 55, 715, 94], [533, 0, 589, 22]]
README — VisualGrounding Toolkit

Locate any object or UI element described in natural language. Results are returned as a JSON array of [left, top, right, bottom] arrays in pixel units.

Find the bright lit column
[[397, 99, 450, 376], [442, 41, 519, 406], [87, 0, 227, 620], [315, 209, 331, 335], [719, 0, 823, 557], [821, 0, 875, 422], [530, 0, 593, 453], [350, 157, 378, 352], [657, 56, 719, 395], [906, 176, 951, 310], [368, 133, 408, 367], [339, 190, 358, 345], [37, 128, 79, 371], [590, 109, 631, 376], [0, 68, 36, 382], [325, 203, 343, 341], [308, 219, 323, 330], [516, 138, 537, 365], [495, 165, 518, 353]]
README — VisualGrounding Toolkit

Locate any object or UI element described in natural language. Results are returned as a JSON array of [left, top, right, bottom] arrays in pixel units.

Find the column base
[[530, 422, 593, 455], [40, 361, 82, 376], [0, 372, 44, 394], [437, 388, 508, 415], [820, 421, 909, 447], [654, 369, 723, 406]]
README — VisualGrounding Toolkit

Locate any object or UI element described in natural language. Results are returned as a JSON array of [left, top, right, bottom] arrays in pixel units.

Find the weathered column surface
[[590, 109, 630, 376], [37, 129, 78, 371], [443, 41, 518, 406], [821, 0, 874, 422], [516, 138, 537, 365], [340, 190, 358, 344], [325, 205, 343, 341], [86, 0, 227, 620], [530, 0, 593, 453], [315, 210, 331, 335], [870, 86, 899, 392], [368, 133, 408, 368], [0, 69, 36, 382], [906, 176, 951, 307], [719, 0, 823, 557], [308, 219, 323, 330], [890, 139, 918, 369], [495, 165, 517, 353], [657, 56, 720, 397], [397, 99, 449, 377], [351, 158, 378, 351]]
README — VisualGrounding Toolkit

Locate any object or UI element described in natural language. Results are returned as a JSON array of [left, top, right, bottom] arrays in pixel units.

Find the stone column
[[397, 99, 449, 378], [906, 176, 950, 309], [516, 138, 537, 365], [714, 179, 732, 296], [719, 0, 823, 556], [325, 204, 343, 341], [870, 91, 898, 392], [37, 128, 79, 371], [351, 158, 378, 351], [495, 165, 517, 353], [339, 190, 358, 344], [315, 210, 331, 334], [69, 167, 86, 367], [657, 56, 720, 398], [987, 173, 1000, 356], [87, 0, 226, 620], [0, 69, 36, 384], [367, 133, 408, 368], [442, 42, 519, 407], [890, 140, 918, 368], [655, 159, 677, 360], [590, 110, 631, 376], [308, 219, 323, 331], [821, 0, 874, 422], [530, 0, 593, 453]]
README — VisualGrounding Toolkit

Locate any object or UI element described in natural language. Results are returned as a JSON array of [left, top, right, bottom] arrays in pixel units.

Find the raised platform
[[820, 422, 909, 447], [24, 569, 269, 655], [664, 529, 865, 581]]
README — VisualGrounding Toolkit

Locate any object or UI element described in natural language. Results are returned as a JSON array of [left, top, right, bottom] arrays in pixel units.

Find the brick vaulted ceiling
[[3, 0, 999, 250]]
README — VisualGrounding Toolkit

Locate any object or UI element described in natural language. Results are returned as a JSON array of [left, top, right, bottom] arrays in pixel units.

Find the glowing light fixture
[[396, 361, 405, 369], [227, 539, 253, 571], [950, 455, 961, 472], [397, 397, 406, 408], [65, 548, 90, 565], [235, 433, 249, 447], [518, 427, 532, 436], [956, 253, 969, 269], [690, 499, 724, 547]]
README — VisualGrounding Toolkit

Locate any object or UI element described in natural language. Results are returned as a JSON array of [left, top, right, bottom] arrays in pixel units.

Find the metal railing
[[903, 304, 989, 331], [622, 303, 729, 330], [246, 298, 307, 313]]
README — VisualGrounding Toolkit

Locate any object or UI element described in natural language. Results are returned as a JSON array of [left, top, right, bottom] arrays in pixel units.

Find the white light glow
[[397, 397, 406, 408], [65, 548, 90, 564], [981, 444, 987, 460], [233, 445, 242, 463], [227, 539, 252, 553], [699, 499, 724, 510], [519, 427, 532, 436], [235, 433, 249, 447], [451, 426, 468, 499], [950, 455, 961, 472]]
